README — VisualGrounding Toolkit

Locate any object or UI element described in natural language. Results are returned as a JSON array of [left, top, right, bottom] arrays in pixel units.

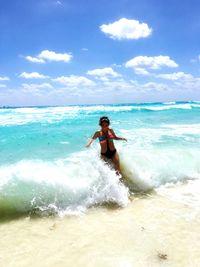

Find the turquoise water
[[1, 101, 200, 217]]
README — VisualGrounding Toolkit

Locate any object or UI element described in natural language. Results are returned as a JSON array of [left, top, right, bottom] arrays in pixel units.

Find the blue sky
[[0, 0, 200, 106]]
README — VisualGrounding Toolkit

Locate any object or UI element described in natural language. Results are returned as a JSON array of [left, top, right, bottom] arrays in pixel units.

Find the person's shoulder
[[95, 130, 101, 136], [92, 131, 100, 139]]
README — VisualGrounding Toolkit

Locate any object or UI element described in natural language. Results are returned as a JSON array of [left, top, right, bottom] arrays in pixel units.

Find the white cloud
[[38, 50, 72, 62], [173, 77, 200, 91], [19, 72, 49, 79], [0, 84, 6, 88], [134, 67, 150, 75], [141, 82, 169, 92], [126, 56, 178, 69], [125, 55, 178, 75], [0, 76, 10, 81], [53, 75, 95, 88], [157, 72, 193, 80], [22, 83, 53, 91], [100, 78, 169, 93], [25, 50, 72, 63], [21, 83, 53, 96], [81, 48, 88, 51], [87, 67, 120, 80], [25, 56, 45, 63], [100, 18, 152, 40], [100, 78, 135, 91], [111, 63, 122, 68]]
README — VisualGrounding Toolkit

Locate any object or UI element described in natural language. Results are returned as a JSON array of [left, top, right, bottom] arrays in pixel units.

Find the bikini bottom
[[101, 148, 116, 159]]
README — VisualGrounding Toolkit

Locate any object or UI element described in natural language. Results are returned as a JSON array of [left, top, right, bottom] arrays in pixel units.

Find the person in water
[[86, 116, 127, 175]]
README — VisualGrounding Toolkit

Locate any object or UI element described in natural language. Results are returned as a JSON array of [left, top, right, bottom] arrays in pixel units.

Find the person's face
[[101, 122, 109, 129]]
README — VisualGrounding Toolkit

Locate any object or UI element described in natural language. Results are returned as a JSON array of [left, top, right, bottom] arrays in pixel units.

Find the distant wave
[[163, 101, 176, 105], [0, 102, 200, 126]]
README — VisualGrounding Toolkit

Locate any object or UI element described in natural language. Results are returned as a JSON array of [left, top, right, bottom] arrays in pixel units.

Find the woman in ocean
[[86, 116, 127, 175]]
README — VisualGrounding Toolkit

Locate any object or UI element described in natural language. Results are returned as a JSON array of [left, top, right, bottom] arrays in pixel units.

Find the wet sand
[[0, 186, 200, 267]]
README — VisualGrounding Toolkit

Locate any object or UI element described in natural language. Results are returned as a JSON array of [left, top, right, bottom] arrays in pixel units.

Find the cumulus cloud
[[157, 72, 200, 92], [157, 72, 193, 80], [100, 78, 135, 91], [21, 83, 53, 96], [53, 75, 96, 88], [22, 83, 53, 91], [134, 68, 150, 75], [38, 50, 72, 62], [87, 67, 120, 80], [25, 50, 72, 63], [126, 56, 178, 69], [173, 76, 200, 91], [25, 56, 45, 63], [125, 55, 178, 75], [19, 72, 49, 79], [100, 18, 152, 40], [100, 78, 169, 93], [0, 76, 10, 81], [141, 82, 169, 92]]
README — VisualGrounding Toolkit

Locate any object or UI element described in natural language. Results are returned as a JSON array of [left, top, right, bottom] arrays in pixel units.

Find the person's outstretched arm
[[110, 129, 127, 141], [85, 131, 99, 147]]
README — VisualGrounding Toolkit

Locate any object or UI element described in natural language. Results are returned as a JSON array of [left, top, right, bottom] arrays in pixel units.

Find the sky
[[0, 0, 200, 106]]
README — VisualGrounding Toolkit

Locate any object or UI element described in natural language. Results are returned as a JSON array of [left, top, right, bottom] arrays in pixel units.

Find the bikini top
[[99, 131, 115, 144]]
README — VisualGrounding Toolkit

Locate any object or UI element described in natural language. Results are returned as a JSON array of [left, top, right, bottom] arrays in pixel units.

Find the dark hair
[[99, 116, 110, 126]]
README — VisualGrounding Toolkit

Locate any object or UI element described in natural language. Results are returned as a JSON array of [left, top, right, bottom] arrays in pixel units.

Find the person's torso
[[98, 129, 115, 152]]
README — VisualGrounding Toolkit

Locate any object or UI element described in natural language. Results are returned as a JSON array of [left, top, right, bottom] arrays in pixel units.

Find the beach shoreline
[[0, 182, 199, 267]]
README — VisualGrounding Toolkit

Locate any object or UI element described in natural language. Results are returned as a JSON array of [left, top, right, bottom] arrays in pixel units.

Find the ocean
[[1, 101, 200, 218]]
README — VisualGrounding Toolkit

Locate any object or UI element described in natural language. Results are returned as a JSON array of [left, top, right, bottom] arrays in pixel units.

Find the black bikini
[[101, 145, 116, 159]]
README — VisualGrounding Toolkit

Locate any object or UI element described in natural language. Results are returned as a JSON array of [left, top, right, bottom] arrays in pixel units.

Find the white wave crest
[[1, 102, 200, 126], [0, 150, 129, 216]]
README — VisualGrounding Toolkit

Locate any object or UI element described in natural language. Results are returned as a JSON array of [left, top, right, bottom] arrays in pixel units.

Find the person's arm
[[85, 131, 99, 147], [110, 129, 127, 141]]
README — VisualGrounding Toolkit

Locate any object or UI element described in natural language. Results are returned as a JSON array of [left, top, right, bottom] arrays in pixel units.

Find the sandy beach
[[0, 182, 200, 267]]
